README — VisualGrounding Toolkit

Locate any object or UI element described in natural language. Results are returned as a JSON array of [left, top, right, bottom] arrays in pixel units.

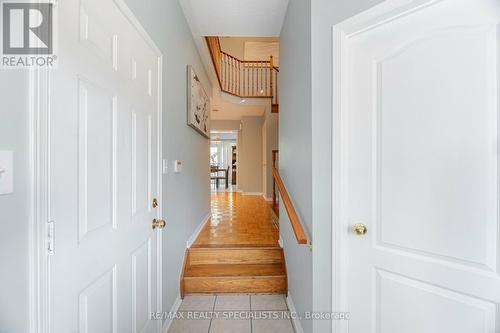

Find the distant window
[[210, 146, 218, 165]]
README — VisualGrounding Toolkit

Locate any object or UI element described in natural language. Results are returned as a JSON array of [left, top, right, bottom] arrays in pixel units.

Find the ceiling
[[211, 101, 266, 120], [179, 0, 289, 37], [211, 131, 237, 141]]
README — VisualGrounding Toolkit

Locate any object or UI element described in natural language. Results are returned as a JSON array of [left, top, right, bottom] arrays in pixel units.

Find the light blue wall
[[310, 1, 383, 332], [280, 0, 384, 332], [0, 72, 30, 333], [279, 0, 313, 332], [123, 0, 211, 317]]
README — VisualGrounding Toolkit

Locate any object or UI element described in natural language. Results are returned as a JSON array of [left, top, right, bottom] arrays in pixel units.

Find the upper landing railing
[[206, 36, 279, 108]]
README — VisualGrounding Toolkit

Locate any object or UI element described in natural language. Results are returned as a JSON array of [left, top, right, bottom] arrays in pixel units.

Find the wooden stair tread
[[188, 247, 283, 265], [181, 246, 287, 297], [185, 264, 285, 278]]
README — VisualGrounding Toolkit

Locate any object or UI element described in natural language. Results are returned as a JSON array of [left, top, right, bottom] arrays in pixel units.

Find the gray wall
[[310, 0, 383, 332], [263, 113, 279, 199], [211, 119, 241, 131], [239, 116, 264, 193], [0, 1, 212, 331], [0, 72, 30, 333], [123, 0, 211, 319], [280, 0, 384, 332], [279, 0, 313, 332]]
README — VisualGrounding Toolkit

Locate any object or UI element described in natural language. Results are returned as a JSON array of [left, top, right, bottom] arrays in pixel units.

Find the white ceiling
[[179, 0, 289, 37], [211, 98, 266, 120]]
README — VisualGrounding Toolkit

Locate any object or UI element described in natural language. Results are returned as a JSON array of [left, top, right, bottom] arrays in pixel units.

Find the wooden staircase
[[181, 247, 287, 297]]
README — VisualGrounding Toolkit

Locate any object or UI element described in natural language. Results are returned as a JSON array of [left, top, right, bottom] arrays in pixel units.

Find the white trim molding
[[28, 67, 51, 333], [262, 194, 272, 201], [186, 212, 211, 248], [162, 296, 182, 333], [286, 293, 305, 333]]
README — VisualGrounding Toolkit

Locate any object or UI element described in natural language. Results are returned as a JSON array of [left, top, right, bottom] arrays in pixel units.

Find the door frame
[[28, 1, 164, 331], [331, 0, 442, 332]]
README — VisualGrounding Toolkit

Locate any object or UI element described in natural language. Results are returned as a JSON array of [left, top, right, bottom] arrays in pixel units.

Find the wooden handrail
[[271, 150, 308, 245], [205, 36, 279, 105], [272, 150, 279, 207], [272, 167, 308, 244]]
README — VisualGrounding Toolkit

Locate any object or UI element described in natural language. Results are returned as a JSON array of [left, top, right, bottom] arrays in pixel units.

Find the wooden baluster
[[246, 63, 250, 96], [250, 63, 253, 96], [275, 70, 278, 104], [220, 55, 223, 89], [270, 56, 274, 100], [254, 62, 257, 96], [265, 62, 268, 96], [258, 62, 261, 95], [259, 61, 263, 95], [272, 150, 278, 212]]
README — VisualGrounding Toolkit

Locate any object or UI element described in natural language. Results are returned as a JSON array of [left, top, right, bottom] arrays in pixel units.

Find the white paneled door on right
[[341, 0, 500, 332], [48, 0, 162, 332]]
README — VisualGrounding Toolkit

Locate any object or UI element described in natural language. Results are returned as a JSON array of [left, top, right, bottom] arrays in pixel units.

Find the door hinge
[[47, 220, 55, 256]]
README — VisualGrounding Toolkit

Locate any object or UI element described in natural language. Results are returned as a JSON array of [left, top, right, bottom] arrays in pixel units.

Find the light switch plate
[[0, 151, 14, 195], [174, 160, 182, 173], [162, 159, 168, 174]]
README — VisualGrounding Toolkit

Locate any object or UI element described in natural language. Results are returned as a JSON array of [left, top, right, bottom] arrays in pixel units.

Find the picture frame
[[187, 65, 210, 138]]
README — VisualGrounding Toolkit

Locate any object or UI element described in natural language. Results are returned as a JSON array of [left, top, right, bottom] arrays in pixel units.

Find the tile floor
[[168, 295, 295, 333]]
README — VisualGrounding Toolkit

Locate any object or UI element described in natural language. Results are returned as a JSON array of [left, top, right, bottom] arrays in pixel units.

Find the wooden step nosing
[[184, 274, 286, 280], [188, 247, 283, 251]]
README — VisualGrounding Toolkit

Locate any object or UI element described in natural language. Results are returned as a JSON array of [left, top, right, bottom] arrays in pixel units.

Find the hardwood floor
[[193, 192, 279, 248], [181, 192, 286, 297]]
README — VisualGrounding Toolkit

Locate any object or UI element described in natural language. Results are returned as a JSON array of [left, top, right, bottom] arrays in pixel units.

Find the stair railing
[[206, 36, 279, 106]]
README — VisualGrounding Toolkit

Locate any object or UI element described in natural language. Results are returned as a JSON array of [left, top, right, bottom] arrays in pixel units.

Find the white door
[[48, 0, 162, 332], [339, 0, 500, 332]]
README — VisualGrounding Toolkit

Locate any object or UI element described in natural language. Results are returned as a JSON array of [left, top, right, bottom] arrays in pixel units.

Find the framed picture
[[187, 65, 210, 138]]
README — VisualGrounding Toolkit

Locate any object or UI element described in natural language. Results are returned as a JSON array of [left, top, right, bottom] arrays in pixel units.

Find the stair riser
[[184, 276, 286, 294], [189, 249, 283, 265]]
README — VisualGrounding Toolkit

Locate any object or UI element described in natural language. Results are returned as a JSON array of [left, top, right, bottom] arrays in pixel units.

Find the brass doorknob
[[353, 223, 367, 235], [152, 219, 166, 230]]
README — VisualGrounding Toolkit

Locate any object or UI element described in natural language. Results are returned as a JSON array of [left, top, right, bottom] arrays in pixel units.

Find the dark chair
[[214, 166, 230, 189]]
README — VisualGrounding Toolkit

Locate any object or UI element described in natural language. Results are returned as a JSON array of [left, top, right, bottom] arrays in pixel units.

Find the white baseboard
[[262, 194, 272, 201], [278, 236, 284, 248], [242, 192, 263, 196], [286, 293, 305, 333], [186, 212, 210, 248], [162, 295, 182, 333]]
